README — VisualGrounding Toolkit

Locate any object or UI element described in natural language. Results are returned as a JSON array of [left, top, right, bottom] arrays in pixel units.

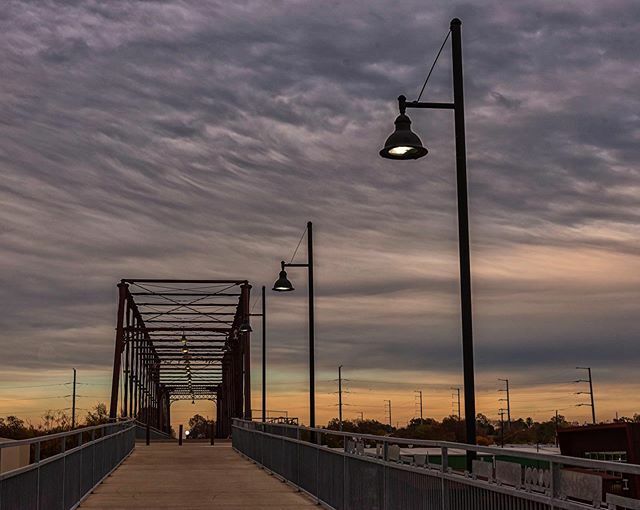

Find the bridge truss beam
[[109, 279, 252, 436]]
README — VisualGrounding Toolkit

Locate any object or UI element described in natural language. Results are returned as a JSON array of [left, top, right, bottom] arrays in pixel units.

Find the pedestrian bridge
[[79, 441, 313, 509], [3, 419, 640, 510]]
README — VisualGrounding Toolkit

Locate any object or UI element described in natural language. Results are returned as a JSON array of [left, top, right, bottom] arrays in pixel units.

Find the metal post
[[127, 318, 134, 417], [146, 420, 150, 446], [110, 282, 128, 418], [262, 285, 266, 423], [241, 283, 252, 420], [210, 421, 215, 446], [307, 221, 315, 429], [71, 368, 77, 429], [338, 365, 343, 431], [166, 397, 171, 434], [588, 367, 596, 424], [123, 305, 130, 418], [179, 424, 183, 446], [450, 18, 476, 456]]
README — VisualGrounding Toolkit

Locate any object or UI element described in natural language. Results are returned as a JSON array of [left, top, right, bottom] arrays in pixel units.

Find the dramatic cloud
[[1, 0, 639, 425]]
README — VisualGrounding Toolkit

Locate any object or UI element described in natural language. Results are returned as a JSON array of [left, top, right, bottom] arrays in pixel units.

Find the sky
[[1, 0, 640, 429]]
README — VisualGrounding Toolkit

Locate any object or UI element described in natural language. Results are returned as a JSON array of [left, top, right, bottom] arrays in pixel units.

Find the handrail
[[0, 418, 135, 449], [133, 419, 172, 438], [0, 417, 136, 510], [233, 418, 640, 476]]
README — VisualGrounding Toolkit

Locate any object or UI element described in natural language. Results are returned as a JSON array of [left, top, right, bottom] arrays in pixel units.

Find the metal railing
[[232, 419, 640, 510], [133, 420, 173, 441], [0, 419, 135, 510]]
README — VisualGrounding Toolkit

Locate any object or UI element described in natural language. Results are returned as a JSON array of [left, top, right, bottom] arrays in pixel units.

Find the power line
[[0, 382, 71, 390]]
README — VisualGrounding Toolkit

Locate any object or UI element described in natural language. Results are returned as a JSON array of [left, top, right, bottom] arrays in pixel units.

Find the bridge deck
[[80, 441, 315, 509]]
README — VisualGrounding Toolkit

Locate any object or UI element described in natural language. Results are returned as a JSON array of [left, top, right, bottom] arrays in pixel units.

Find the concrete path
[[80, 442, 315, 509]]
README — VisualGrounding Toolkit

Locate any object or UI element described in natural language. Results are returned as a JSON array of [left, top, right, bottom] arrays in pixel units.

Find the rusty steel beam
[[134, 303, 239, 307], [123, 279, 247, 284], [130, 292, 241, 297], [109, 282, 128, 419], [241, 283, 252, 420], [128, 327, 231, 332], [139, 312, 237, 316]]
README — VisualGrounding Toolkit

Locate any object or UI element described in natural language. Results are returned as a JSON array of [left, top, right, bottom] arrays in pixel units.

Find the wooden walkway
[[80, 442, 315, 509]]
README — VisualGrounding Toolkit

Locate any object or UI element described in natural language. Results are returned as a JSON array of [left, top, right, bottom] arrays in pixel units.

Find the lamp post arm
[[406, 101, 455, 110], [284, 263, 310, 268]]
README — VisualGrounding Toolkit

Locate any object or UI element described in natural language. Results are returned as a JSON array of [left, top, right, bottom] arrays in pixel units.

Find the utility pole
[[451, 387, 461, 419], [71, 368, 77, 429], [357, 411, 364, 421], [415, 390, 423, 421], [384, 400, 392, 427], [338, 365, 343, 431], [575, 366, 596, 424], [555, 409, 559, 447], [498, 378, 511, 429], [262, 285, 266, 423], [499, 408, 505, 447]]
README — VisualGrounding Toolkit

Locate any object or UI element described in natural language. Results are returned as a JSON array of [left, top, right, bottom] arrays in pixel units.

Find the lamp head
[[273, 262, 294, 292], [239, 321, 252, 333], [379, 96, 428, 160]]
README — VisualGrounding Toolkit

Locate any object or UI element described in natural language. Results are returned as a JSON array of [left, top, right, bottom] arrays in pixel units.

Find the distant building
[[558, 423, 640, 499]]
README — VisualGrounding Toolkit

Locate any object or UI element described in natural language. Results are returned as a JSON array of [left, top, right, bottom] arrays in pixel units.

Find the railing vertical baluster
[[549, 460, 558, 509], [316, 430, 320, 505], [91, 429, 95, 487], [36, 441, 41, 510], [441, 446, 448, 510], [61, 435, 66, 510]]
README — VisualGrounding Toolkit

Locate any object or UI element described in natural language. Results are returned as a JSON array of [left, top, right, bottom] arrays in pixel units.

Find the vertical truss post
[[241, 283, 252, 420], [110, 282, 128, 419], [134, 330, 140, 419], [123, 304, 131, 417], [216, 388, 222, 438], [235, 341, 243, 419], [166, 394, 171, 434], [142, 343, 147, 422], [128, 325, 135, 417]]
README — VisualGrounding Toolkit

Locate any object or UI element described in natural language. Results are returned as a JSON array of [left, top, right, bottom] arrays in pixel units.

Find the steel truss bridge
[[108, 278, 252, 437]]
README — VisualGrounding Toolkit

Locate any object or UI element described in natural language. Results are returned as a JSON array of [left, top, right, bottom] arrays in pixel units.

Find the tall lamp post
[[273, 221, 315, 428], [379, 18, 477, 450]]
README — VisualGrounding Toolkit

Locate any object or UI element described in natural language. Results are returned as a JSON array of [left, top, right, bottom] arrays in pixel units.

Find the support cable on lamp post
[[379, 19, 476, 461]]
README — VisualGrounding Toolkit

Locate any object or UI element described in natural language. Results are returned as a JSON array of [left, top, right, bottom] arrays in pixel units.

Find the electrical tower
[[575, 366, 596, 424], [498, 378, 511, 429], [384, 400, 392, 426], [414, 390, 423, 420], [450, 387, 461, 419]]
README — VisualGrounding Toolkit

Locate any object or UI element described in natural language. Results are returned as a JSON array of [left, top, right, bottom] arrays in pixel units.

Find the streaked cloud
[[1, 0, 639, 425]]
